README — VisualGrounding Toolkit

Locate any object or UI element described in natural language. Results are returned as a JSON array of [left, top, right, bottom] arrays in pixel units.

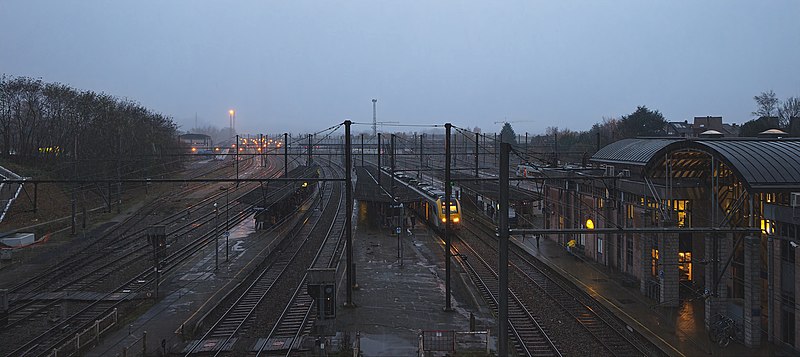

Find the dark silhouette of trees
[[778, 96, 800, 128], [617, 106, 666, 138], [500, 122, 517, 144], [0, 75, 179, 179], [752, 90, 779, 119], [739, 116, 780, 137]]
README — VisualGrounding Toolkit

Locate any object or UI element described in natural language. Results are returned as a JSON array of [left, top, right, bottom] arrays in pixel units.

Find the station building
[[541, 136, 800, 351], [178, 133, 212, 148]]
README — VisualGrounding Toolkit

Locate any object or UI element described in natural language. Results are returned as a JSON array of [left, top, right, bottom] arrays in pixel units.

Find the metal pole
[[214, 203, 219, 271], [499, 141, 510, 356], [391, 134, 396, 198], [372, 99, 377, 137], [361, 134, 364, 167], [391, 134, 398, 259], [444, 123, 452, 311], [235, 134, 239, 184], [345, 120, 354, 306], [308, 134, 313, 165], [419, 134, 424, 171], [475, 132, 479, 178], [377, 133, 382, 187], [284, 133, 288, 177], [225, 190, 229, 263]]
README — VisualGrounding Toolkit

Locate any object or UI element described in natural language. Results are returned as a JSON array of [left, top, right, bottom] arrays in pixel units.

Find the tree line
[[0, 75, 179, 179], [742, 90, 800, 136]]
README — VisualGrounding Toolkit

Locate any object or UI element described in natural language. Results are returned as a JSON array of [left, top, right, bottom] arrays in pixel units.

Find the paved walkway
[[334, 216, 495, 356], [512, 235, 781, 356]]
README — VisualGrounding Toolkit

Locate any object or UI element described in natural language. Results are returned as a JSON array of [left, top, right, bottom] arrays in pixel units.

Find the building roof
[[594, 138, 800, 192], [592, 138, 679, 165], [179, 133, 211, 140], [678, 139, 800, 191]]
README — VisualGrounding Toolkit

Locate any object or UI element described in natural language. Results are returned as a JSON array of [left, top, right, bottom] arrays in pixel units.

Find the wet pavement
[[334, 218, 496, 356]]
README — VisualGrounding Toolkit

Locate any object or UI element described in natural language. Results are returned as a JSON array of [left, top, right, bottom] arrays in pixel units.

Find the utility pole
[[499, 142, 510, 356], [419, 134, 424, 172], [444, 123, 453, 312], [360, 134, 364, 167], [377, 133, 382, 187], [284, 133, 288, 177], [475, 132, 479, 178], [372, 99, 377, 138], [345, 120, 354, 306], [235, 134, 239, 185], [214, 203, 219, 271], [308, 134, 313, 166], [391, 134, 399, 260]]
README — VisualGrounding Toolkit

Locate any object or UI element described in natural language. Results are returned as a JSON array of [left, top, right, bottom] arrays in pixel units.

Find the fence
[[47, 308, 118, 357], [419, 330, 490, 356]]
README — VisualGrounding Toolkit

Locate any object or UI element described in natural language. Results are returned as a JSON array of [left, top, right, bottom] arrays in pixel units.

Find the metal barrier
[[419, 330, 490, 356], [48, 308, 119, 357], [421, 330, 455, 354]]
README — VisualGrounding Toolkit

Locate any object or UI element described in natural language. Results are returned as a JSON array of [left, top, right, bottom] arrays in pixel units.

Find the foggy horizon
[[2, 1, 798, 135]]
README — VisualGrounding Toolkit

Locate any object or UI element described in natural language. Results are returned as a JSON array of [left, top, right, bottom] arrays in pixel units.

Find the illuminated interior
[[678, 251, 692, 281]]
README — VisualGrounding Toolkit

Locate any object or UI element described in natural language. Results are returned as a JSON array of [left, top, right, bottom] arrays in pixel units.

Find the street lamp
[[228, 109, 235, 136]]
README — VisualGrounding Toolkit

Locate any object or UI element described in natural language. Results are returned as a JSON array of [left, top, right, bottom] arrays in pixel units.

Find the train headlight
[[453, 217, 460, 223], [441, 217, 446, 223]]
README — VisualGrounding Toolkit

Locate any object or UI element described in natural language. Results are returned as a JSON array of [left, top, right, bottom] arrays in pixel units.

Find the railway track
[[0, 155, 302, 356], [186, 162, 345, 355], [458, 213, 660, 356], [451, 228, 562, 356], [0, 157, 265, 329], [257, 160, 347, 356]]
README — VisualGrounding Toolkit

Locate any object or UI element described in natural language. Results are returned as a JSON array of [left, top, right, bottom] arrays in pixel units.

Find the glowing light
[[441, 217, 446, 223], [585, 218, 595, 230], [302, 182, 309, 188], [761, 219, 774, 235], [453, 217, 460, 223]]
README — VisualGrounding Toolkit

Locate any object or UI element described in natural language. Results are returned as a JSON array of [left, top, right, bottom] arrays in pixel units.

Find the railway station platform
[[512, 235, 781, 356], [335, 215, 496, 356]]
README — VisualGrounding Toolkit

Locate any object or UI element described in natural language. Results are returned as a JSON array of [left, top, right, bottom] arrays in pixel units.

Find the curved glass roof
[[592, 138, 679, 165], [593, 138, 800, 192]]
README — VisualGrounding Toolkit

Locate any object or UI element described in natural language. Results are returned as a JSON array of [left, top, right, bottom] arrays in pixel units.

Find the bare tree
[[778, 96, 800, 128], [752, 90, 779, 118]]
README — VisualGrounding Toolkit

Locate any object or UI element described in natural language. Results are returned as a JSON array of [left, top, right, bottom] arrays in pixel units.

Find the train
[[393, 172, 462, 230]]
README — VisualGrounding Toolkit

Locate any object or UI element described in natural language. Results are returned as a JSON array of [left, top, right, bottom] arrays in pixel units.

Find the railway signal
[[307, 268, 336, 319]]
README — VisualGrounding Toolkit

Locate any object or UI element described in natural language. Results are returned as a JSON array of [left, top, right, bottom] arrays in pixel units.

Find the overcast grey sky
[[2, 1, 799, 135]]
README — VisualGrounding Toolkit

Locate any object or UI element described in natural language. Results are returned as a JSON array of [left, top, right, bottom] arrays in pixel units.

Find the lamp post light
[[228, 109, 235, 136]]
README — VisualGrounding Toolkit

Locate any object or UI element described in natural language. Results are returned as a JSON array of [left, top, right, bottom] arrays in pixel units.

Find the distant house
[[179, 133, 212, 147], [664, 116, 738, 137], [664, 121, 693, 137]]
